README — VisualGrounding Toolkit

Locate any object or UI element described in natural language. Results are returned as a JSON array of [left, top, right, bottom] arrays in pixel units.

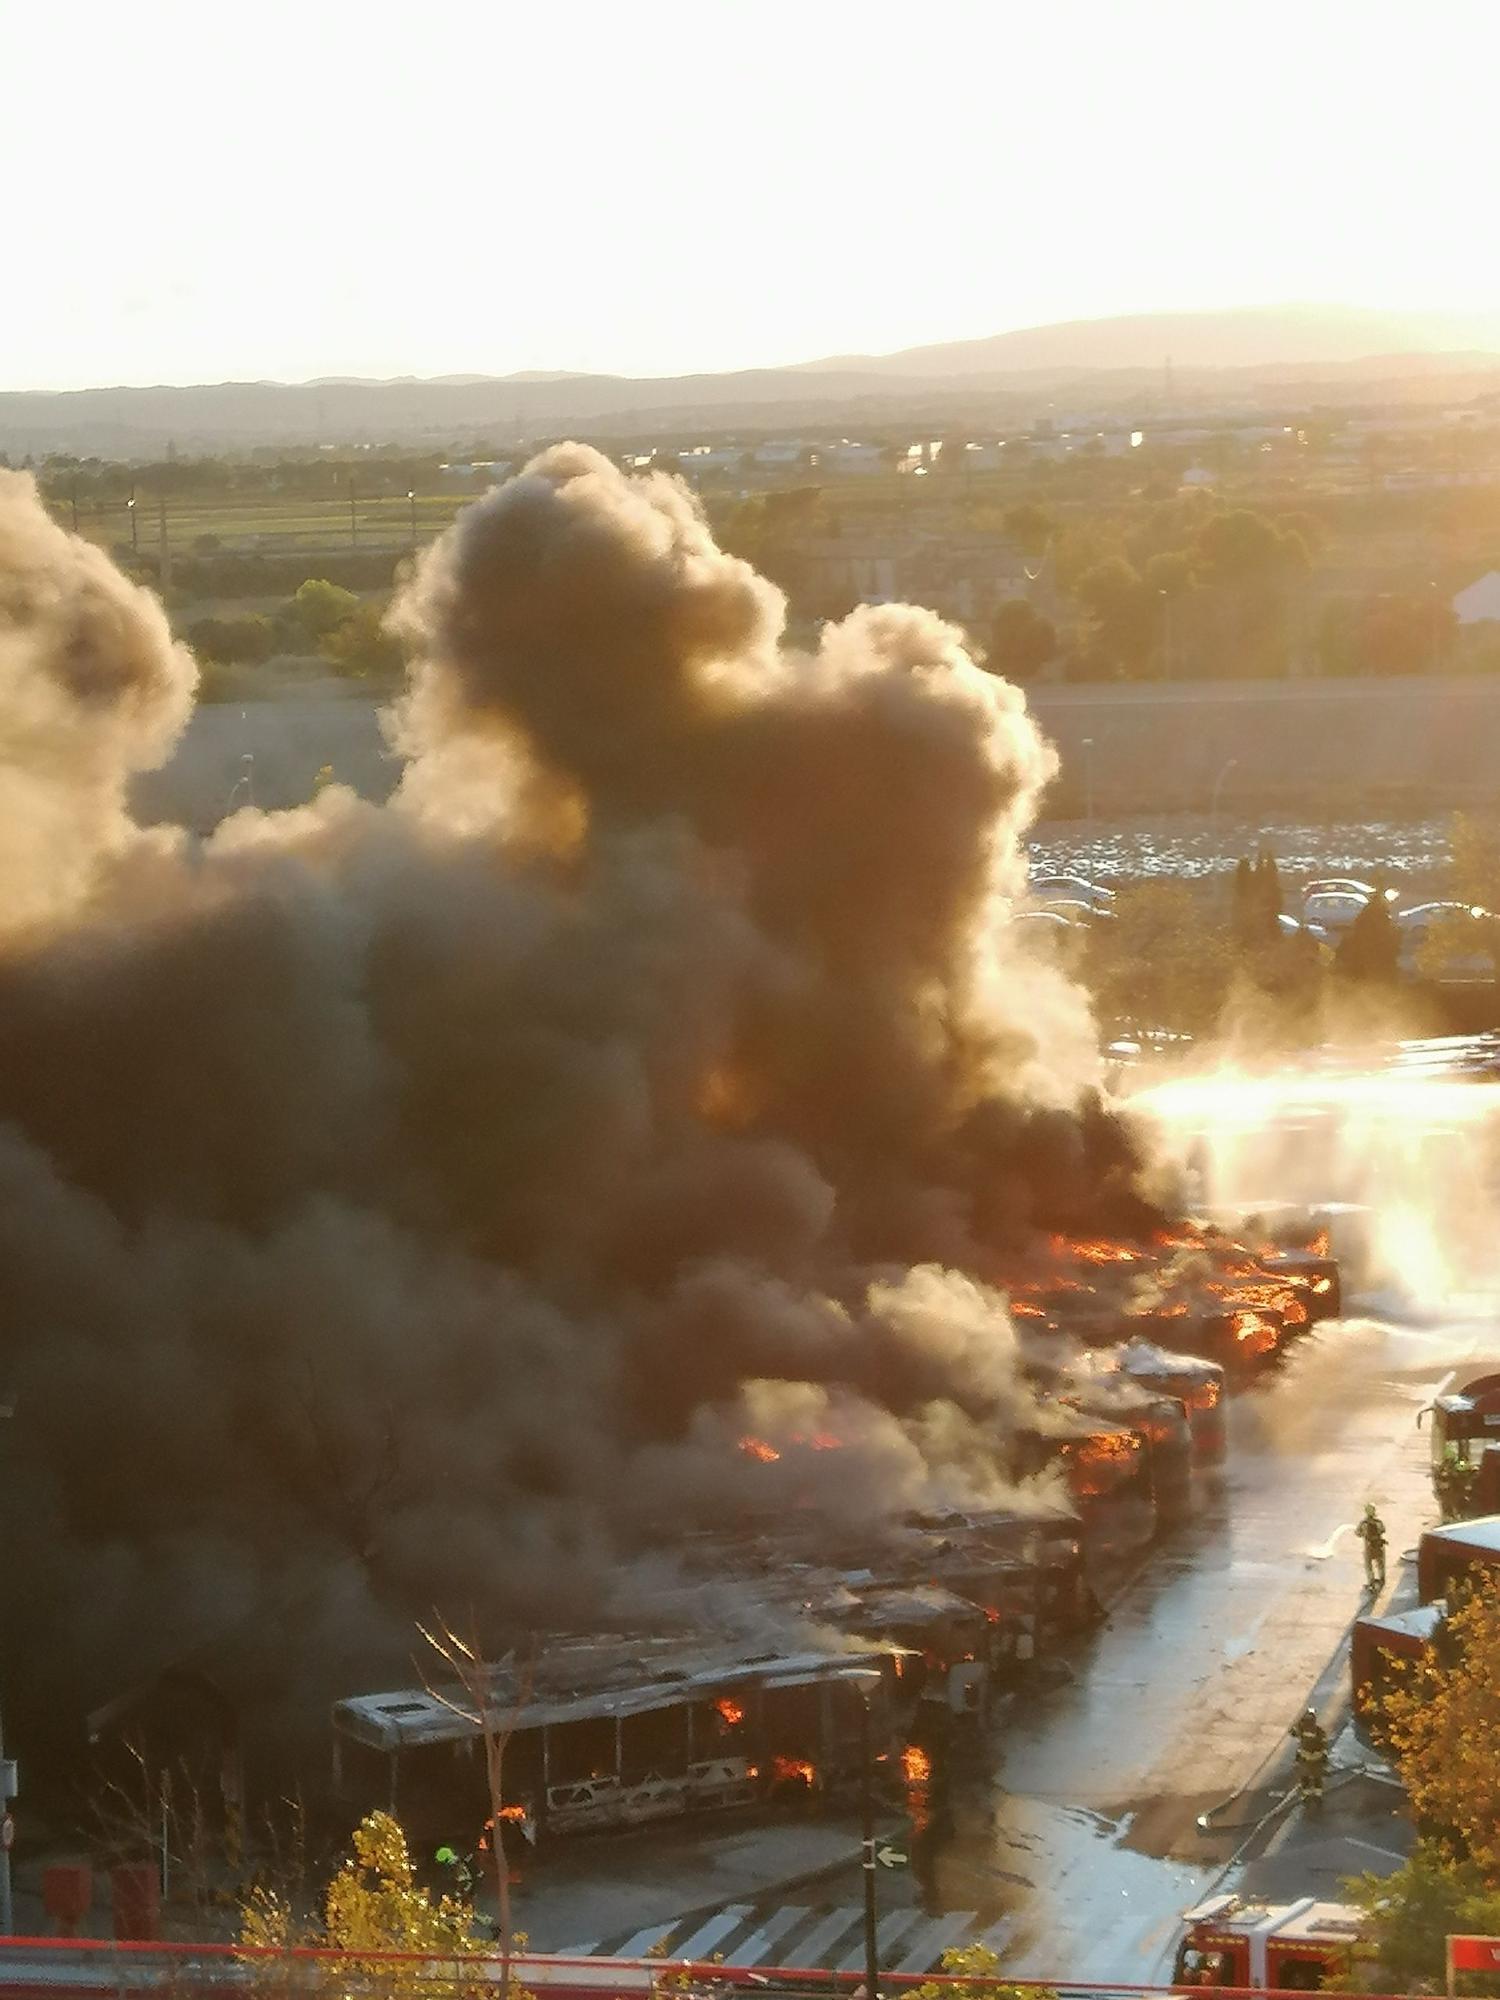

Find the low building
[[1454, 571, 1500, 625], [800, 531, 1032, 623]]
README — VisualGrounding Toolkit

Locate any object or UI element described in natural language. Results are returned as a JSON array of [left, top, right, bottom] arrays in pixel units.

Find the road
[[927, 1309, 1487, 1981]]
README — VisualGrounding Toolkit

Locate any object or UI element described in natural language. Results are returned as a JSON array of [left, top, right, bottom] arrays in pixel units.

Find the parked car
[[1037, 896, 1114, 925], [1030, 872, 1117, 913], [1302, 890, 1370, 941], [1302, 876, 1397, 907], [1395, 902, 1497, 978]]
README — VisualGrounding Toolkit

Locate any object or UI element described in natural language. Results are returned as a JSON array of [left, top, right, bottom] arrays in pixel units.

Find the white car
[[1302, 890, 1370, 939], [1030, 872, 1116, 912], [1396, 902, 1496, 977], [1302, 876, 1397, 906]]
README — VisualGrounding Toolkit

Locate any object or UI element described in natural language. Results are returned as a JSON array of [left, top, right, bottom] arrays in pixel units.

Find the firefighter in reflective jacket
[[1355, 1503, 1387, 1592], [1291, 1709, 1329, 1803]]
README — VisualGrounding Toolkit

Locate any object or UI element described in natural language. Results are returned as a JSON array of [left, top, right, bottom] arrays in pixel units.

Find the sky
[[6, 0, 1500, 391]]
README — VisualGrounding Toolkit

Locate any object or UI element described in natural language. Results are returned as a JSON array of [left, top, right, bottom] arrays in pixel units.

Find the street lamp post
[[842, 1668, 884, 2000], [1159, 588, 1172, 679], [1081, 736, 1095, 901], [408, 490, 417, 548], [1430, 580, 1440, 676], [127, 491, 137, 554], [1, 1393, 13, 1935], [1210, 757, 1239, 888]]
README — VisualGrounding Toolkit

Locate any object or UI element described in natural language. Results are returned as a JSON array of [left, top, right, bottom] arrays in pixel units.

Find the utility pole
[[158, 490, 172, 594], [348, 475, 358, 549], [1, 1394, 14, 1935], [408, 489, 417, 549], [0, 1697, 12, 1935], [127, 488, 138, 554], [840, 1667, 883, 2000], [859, 1690, 879, 2000], [1159, 588, 1172, 679]]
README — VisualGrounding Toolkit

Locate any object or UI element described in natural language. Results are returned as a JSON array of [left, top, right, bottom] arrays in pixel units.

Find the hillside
[[7, 305, 1500, 455]]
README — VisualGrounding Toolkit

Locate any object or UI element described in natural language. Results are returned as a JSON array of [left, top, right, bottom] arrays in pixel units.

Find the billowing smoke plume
[[0, 450, 1155, 1762]]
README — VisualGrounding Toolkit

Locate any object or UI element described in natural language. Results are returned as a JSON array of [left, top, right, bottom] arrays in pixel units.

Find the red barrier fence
[[0, 1939, 1423, 2000]]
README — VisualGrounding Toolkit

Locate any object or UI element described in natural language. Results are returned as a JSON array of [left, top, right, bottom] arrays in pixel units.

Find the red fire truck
[[1175, 1894, 1362, 1990]]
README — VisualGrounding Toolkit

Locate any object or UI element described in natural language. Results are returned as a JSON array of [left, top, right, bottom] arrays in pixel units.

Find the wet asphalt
[[918, 1311, 1483, 1980]]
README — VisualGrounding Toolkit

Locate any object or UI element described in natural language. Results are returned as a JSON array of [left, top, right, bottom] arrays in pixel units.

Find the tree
[[321, 602, 403, 680], [241, 1810, 482, 1961], [986, 598, 1057, 682], [911, 1943, 1055, 2000], [1339, 891, 1401, 982], [1084, 882, 1235, 1039], [1341, 1842, 1500, 1994], [1256, 849, 1283, 928], [1003, 502, 1055, 556], [1316, 592, 1450, 678], [1449, 812, 1500, 910], [1141, 549, 1194, 600], [1075, 555, 1155, 675], [288, 578, 361, 640], [186, 614, 275, 667], [1379, 1571, 1500, 1876], [1231, 856, 1257, 944], [419, 1620, 538, 2000], [1195, 508, 1309, 587]]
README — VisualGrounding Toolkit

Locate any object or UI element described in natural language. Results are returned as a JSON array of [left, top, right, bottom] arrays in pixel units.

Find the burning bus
[[332, 1635, 901, 1845], [1119, 1340, 1227, 1462]]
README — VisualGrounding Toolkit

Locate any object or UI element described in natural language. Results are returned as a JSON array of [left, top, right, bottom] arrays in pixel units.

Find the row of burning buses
[[334, 1216, 1341, 1851]]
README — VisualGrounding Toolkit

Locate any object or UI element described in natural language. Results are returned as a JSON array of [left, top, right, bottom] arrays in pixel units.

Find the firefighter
[[1355, 1503, 1387, 1593], [1436, 1445, 1479, 1523], [1290, 1709, 1329, 1805]]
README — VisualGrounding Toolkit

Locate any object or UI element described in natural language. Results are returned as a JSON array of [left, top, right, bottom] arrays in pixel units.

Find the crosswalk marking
[[835, 1909, 922, 1972], [563, 1900, 1001, 1976], [779, 1906, 862, 1968], [672, 1906, 755, 1963], [724, 1906, 811, 1967], [891, 1911, 981, 1974], [615, 1922, 680, 1959]]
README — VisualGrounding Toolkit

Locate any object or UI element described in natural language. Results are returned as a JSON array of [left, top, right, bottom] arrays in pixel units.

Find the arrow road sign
[[876, 1845, 908, 1869]]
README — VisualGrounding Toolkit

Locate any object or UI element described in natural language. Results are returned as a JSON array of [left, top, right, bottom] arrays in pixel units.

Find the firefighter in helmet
[[1291, 1708, 1329, 1804], [1355, 1502, 1387, 1593], [1435, 1444, 1479, 1523]]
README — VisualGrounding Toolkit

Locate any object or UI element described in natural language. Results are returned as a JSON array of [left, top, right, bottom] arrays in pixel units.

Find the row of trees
[[187, 579, 401, 685], [1338, 1567, 1500, 1989]]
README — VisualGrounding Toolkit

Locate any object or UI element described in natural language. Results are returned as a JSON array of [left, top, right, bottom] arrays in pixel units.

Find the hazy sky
[[7, 0, 1500, 390]]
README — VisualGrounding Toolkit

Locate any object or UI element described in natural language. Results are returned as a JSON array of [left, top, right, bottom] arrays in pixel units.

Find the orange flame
[[1050, 1233, 1142, 1264], [901, 1744, 932, 1784], [715, 1697, 746, 1727], [772, 1755, 816, 1786], [1230, 1309, 1279, 1354], [739, 1436, 781, 1462]]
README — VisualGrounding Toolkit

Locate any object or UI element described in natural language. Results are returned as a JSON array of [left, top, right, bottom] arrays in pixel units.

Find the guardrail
[[0, 1941, 1419, 2000]]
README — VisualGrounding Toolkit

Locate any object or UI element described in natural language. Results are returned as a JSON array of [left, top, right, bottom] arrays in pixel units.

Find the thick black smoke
[[0, 451, 1154, 1765]]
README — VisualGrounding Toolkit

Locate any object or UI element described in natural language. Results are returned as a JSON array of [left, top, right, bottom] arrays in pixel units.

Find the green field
[[63, 490, 467, 559]]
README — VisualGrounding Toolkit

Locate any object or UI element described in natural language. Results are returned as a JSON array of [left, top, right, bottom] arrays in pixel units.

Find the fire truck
[[1424, 1372, 1500, 1512], [1175, 1894, 1362, 1990]]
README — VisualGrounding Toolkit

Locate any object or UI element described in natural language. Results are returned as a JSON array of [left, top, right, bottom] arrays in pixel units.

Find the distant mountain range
[[7, 305, 1500, 456], [794, 305, 1500, 377]]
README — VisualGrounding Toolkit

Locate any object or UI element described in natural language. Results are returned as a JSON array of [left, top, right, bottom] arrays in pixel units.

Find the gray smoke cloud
[[0, 451, 1158, 1766]]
